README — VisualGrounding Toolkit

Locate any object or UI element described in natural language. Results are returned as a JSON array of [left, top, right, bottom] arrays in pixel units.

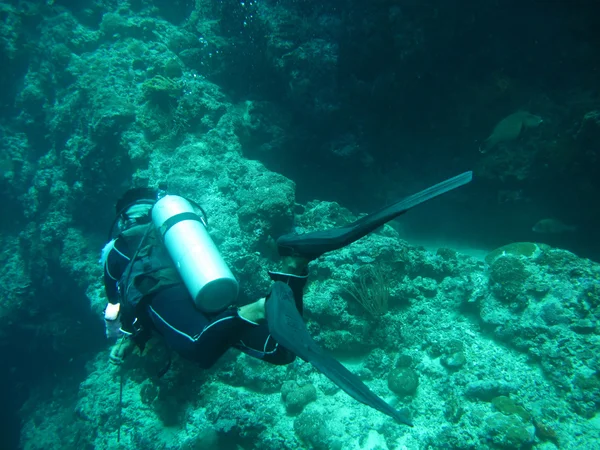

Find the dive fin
[[277, 171, 473, 260], [266, 282, 413, 426]]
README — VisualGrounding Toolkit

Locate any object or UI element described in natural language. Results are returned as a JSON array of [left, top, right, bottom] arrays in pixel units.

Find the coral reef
[[0, 1, 599, 450]]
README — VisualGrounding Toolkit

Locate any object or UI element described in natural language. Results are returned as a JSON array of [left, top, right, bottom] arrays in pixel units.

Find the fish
[[480, 111, 543, 153], [532, 219, 577, 234]]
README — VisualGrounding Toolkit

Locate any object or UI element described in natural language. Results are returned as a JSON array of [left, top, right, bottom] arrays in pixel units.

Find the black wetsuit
[[103, 171, 471, 425], [103, 236, 298, 368]]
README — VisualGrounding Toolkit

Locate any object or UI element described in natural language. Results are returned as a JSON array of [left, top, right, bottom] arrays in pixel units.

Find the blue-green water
[[1, 1, 599, 449]]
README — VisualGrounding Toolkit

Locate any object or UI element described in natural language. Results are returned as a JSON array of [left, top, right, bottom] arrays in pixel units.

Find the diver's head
[[118, 202, 153, 231], [111, 187, 158, 236]]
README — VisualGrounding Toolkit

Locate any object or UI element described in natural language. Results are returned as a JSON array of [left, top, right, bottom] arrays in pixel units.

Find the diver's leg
[[147, 285, 260, 368], [230, 257, 308, 365], [268, 256, 309, 315], [276, 171, 472, 261], [235, 321, 296, 365], [237, 298, 266, 322]]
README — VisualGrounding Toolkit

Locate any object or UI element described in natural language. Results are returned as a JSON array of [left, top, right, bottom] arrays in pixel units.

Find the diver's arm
[[103, 237, 131, 303], [102, 237, 133, 344]]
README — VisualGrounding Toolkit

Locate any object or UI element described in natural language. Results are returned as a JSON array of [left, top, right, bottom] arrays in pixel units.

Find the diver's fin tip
[[396, 414, 414, 427], [458, 170, 473, 183]]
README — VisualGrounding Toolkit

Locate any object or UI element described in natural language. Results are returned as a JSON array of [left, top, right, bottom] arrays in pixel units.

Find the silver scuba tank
[[151, 195, 239, 313]]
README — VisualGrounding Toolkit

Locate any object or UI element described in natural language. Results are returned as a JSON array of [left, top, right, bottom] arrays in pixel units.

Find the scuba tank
[[151, 195, 239, 313]]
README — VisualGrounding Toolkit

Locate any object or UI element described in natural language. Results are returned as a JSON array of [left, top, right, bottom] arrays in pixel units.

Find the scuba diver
[[101, 172, 472, 426]]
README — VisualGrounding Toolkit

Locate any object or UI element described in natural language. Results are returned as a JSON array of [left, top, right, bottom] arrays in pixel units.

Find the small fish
[[480, 111, 543, 153], [532, 219, 577, 234]]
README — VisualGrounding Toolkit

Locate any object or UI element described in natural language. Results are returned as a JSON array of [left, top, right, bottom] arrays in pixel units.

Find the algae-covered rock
[[413, 276, 438, 298], [572, 372, 600, 418], [222, 354, 286, 393], [465, 380, 518, 401], [533, 418, 559, 443], [395, 354, 414, 369], [570, 318, 597, 334], [489, 255, 531, 303], [537, 247, 587, 275], [281, 381, 317, 414], [294, 409, 343, 450], [436, 247, 458, 260], [141, 75, 182, 108], [583, 280, 600, 308], [441, 351, 467, 370], [491, 396, 531, 422], [485, 412, 535, 448], [388, 367, 419, 396]]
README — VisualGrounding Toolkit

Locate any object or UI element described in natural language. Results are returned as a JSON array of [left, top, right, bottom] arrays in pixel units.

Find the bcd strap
[[158, 212, 203, 237]]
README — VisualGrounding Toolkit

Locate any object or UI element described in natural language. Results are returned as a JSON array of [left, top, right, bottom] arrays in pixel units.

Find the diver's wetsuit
[[103, 236, 299, 368], [104, 171, 472, 426]]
